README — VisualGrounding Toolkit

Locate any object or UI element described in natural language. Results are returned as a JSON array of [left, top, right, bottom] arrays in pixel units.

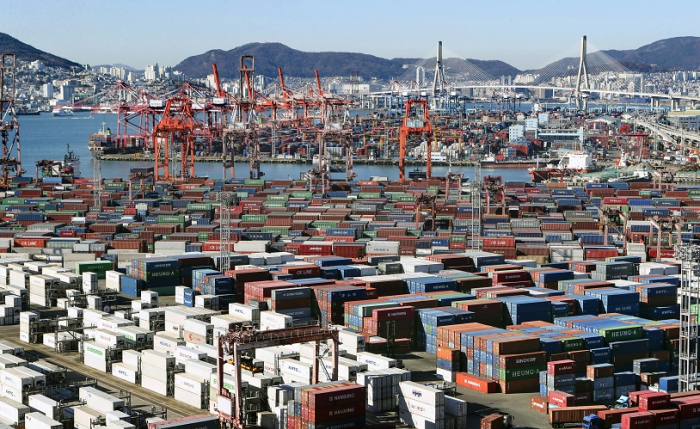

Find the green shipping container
[[358, 193, 381, 199], [599, 325, 643, 343], [560, 337, 585, 352], [241, 215, 268, 223], [498, 365, 544, 381], [244, 179, 265, 186], [76, 261, 114, 278]]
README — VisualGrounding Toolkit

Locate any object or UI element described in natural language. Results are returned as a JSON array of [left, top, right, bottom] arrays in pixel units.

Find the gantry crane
[[0, 54, 23, 185], [152, 96, 198, 180], [216, 324, 339, 429], [399, 99, 432, 182]]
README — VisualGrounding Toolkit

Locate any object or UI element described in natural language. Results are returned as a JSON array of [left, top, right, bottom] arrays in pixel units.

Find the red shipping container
[[620, 411, 654, 429], [649, 409, 679, 426], [675, 398, 700, 420], [547, 359, 576, 375], [456, 372, 499, 393], [482, 237, 516, 247], [548, 391, 576, 407], [437, 346, 460, 361], [305, 383, 364, 409], [530, 395, 548, 413], [491, 270, 530, 284]]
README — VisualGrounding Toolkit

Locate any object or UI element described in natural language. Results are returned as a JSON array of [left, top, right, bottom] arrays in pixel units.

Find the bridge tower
[[574, 35, 590, 110], [432, 41, 446, 96]]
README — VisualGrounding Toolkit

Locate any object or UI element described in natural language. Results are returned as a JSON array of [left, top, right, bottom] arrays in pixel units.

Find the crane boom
[[211, 63, 225, 98]]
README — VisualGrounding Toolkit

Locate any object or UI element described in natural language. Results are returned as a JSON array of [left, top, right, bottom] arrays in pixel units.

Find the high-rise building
[[42, 83, 54, 99], [59, 85, 74, 102], [144, 64, 159, 81], [416, 67, 426, 86]]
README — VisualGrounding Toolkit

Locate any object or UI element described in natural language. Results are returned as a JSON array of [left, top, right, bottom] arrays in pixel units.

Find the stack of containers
[[357, 368, 411, 413], [364, 306, 414, 341], [287, 382, 365, 429], [500, 296, 553, 324], [585, 288, 640, 316], [140, 350, 175, 396], [398, 381, 447, 429], [315, 286, 367, 327], [129, 258, 180, 291], [436, 346, 461, 382], [415, 308, 475, 353], [541, 359, 577, 401], [586, 363, 615, 402], [634, 282, 679, 320], [269, 287, 315, 321]]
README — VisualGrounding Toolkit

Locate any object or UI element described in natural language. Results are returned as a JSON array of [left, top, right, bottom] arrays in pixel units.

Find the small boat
[[52, 106, 74, 117]]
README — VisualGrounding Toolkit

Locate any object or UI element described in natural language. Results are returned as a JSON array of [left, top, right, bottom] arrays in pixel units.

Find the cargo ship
[[529, 151, 596, 182], [88, 122, 118, 155]]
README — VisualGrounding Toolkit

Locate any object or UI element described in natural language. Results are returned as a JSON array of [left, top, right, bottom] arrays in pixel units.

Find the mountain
[[174, 42, 521, 80], [532, 36, 700, 75], [0, 32, 80, 69], [604, 37, 700, 72]]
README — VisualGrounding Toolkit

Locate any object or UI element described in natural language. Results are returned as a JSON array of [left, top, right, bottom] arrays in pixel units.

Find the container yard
[[0, 168, 699, 429]]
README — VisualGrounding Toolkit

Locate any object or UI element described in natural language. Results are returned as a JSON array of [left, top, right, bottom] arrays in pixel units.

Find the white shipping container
[[141, 350, 175, 368], [121, 350, 141, 368], [399, 409, 445, 429], [183, 319, 212, 337], [25, 412, 62, 429], [234, 241, 269, 253], [139, 363, 169, 383], [0, 385, 23, 402], [141, 375, 168, 396], [366, 241, 400, 255], [175, 286, 187, 305], [79, 387, 124, 412], [259, 311, 292, 330], [0, 368, 32, 390], [93, 330, 125, 348], [111, 363, 138, 385], [73, 406, 101, 429], [355, 352, 397, 370], [228, 303, 259, 323], [174, 387, 204, 409], [0, 397, 29, 424], [153, 333, 184, 354], [399, 396, 445, 420], [141, 291, 158, 307], [106, 271, 123, 290], [19, 311, 39, 324], [278, 359, 312, 379], [183, 360, 216, 380], [83, 352, 107, 373], [174, 373, 206, 395], [174, 346, 206, 363], [399, 381, 445, 407], [27, 395, 58, 420]]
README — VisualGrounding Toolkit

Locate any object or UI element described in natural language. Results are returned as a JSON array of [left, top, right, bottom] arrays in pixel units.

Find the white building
[[42, 83, 54, 99], [416, 67, 426, 86], [144, 64, 159, 81], [508, 125, 525, 142], [30, 60, 45, 71], [524, 118, 538, 132]]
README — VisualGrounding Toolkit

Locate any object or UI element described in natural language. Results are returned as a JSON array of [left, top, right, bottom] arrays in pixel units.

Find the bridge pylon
[[432, 41, 446, 96], [574, 35, 590, 110]]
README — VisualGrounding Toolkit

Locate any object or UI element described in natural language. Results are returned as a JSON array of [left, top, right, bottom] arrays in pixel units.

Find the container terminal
[[2, 53, 700, 429]]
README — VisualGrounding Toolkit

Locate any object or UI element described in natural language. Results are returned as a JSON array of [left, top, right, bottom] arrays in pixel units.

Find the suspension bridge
[[370, 36, 700, 109]]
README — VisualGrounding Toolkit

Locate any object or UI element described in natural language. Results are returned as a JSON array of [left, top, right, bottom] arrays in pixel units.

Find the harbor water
[[18, 112, 536, 181]]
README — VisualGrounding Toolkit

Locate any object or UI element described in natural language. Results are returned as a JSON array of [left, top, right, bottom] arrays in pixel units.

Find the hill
[[604, 37, 700, 72], [533, 36, 700, 75], [174, 42, 521, 80], [0, 32, 80, 69]]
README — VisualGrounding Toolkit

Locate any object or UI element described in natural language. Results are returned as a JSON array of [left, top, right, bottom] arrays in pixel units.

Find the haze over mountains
[[1, 32, 699, 79]]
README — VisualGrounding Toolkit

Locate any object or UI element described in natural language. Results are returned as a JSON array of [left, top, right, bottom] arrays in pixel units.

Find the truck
[[581, 414, 603, 429], [548, 406, 607, 428]]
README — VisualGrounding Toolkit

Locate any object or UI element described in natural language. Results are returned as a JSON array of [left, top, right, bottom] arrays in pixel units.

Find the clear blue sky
[[4, 0, 698, 71]]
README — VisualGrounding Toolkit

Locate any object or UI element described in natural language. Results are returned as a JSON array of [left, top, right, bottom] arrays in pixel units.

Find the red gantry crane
[[152, 95, 198, 180], [399, 99, 432, 182]]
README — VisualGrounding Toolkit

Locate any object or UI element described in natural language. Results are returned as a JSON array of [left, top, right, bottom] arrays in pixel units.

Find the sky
[[3, 0, 699, 71]]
